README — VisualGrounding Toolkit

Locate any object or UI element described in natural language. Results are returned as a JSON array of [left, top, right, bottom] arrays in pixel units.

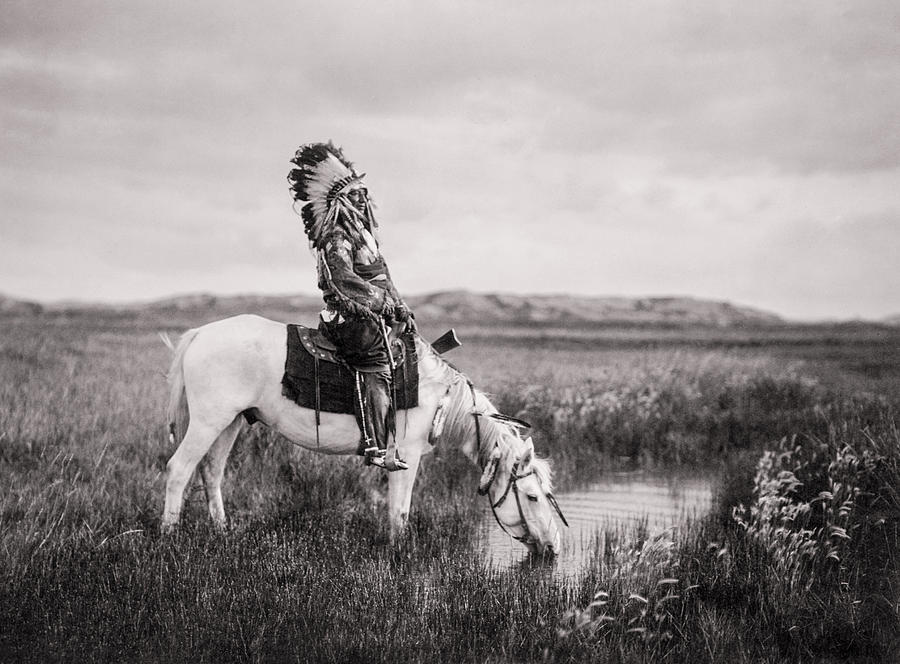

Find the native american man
[[288, 142, 411, 471]]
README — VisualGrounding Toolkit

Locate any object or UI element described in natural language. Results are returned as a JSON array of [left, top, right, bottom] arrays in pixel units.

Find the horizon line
[[2, 288, 895, 325]]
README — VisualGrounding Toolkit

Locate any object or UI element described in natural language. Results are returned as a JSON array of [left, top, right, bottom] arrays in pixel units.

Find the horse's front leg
[[386, 443, 424, 542]]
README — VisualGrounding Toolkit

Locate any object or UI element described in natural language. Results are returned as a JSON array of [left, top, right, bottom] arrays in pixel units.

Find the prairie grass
[[1, 313, 898, 662], [558, 417, 900, 662], [454, 336, 893, 487]]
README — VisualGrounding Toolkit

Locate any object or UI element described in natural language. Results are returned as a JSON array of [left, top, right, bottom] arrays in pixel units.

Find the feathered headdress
[[287, 142, 371, 249]]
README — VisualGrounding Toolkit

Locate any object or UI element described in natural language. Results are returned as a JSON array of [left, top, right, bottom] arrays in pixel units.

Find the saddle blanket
[[281, 324, 419, 414]]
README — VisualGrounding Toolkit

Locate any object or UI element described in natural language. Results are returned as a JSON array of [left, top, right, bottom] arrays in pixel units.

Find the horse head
[[479, 433, 567, 557]]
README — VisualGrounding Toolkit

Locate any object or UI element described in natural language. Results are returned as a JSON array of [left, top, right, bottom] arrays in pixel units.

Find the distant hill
[[884, 314, 900, 326], [0, 290, 784, 326], [407, 291, 783, 326], [141, 293, 322, 315], [0, 294, 43, 315]]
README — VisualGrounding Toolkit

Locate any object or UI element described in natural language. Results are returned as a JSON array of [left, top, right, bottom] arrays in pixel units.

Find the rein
[[488, 461, 537, 544], [467, 382, 568, 545]]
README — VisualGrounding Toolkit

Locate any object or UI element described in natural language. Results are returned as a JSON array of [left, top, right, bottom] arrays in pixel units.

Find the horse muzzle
[[530, 529, 561, 557]]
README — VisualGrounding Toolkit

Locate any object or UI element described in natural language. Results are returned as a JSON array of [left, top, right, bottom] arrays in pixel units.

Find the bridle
[[488, 460, 535, 543], [467, 381, 569, 546], [482, 460, 569, 545]]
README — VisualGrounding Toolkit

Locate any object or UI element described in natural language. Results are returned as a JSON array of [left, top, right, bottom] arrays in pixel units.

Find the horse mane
[[414, 336, 554, 492]]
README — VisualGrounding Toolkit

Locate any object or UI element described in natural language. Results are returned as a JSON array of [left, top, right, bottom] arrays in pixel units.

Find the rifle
[[431, 328, 461, 354]]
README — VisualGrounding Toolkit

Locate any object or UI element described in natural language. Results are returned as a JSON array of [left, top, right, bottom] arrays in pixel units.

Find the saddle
[[281, 324, 419, 415], [295, 326, 412, 369], [297, 326, 340, 362]]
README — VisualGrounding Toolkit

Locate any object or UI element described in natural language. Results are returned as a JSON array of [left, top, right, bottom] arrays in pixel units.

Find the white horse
[[162, 314, 565, 555]]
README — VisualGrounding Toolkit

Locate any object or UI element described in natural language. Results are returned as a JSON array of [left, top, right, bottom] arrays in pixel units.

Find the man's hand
[[393, 302, 411, 323]]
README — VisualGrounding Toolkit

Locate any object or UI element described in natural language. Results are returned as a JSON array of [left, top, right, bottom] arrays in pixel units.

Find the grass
[[557, 419, 900, 662], [453, 332, 896, 486], [1, 312, 899, 662]]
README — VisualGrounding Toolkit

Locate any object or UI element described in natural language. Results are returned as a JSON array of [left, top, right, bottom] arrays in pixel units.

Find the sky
[[1, 1, 898, 320]]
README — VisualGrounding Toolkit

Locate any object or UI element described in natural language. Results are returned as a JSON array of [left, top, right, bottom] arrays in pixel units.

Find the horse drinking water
[[162, 315, 566, 555]]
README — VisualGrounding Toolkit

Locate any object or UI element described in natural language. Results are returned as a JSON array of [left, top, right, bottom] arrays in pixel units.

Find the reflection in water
[[480, 471, 714, 575]]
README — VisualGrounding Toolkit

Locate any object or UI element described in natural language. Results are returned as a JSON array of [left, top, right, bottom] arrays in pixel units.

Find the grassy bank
[[556, 415, 900, 662], [468, 340, 895, 487], [1, 316, 898, 661]]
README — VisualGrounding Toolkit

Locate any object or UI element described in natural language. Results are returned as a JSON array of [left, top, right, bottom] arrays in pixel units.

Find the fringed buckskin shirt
[[317, 222, 403, 322]]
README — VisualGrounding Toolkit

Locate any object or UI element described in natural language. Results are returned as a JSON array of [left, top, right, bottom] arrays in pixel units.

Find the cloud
[[1, 1, 898, 317], [738, 212, 900, 319]]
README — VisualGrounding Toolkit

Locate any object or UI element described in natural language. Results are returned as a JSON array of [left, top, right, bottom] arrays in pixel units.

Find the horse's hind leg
[[199, 416, 243, 528], [162, 417, 232, 532]]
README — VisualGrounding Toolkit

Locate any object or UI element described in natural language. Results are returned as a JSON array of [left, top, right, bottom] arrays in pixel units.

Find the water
[[480, 470, 714, 575]]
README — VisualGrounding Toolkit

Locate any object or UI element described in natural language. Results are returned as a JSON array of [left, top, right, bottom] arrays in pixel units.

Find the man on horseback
[[288, 142, 411, 471]]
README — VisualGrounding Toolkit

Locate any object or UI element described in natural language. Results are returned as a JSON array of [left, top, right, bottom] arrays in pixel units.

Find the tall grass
[[466, 345, 893, 483], [558, 417, 900, 662], [1, 316, 898, 662]]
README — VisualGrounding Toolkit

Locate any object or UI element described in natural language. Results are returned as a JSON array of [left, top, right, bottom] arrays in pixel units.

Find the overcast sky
[[1, 1, 898, 320]]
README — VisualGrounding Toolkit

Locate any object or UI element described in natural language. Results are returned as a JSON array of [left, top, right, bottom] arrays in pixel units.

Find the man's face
[[346, 186, 368, 214]]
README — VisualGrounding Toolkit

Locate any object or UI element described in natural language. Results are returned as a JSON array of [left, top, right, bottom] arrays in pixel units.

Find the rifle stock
[[431, 328, 461, 354]]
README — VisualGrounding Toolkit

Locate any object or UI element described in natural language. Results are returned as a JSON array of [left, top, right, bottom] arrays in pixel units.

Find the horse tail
[[162, 328, 200, 445]]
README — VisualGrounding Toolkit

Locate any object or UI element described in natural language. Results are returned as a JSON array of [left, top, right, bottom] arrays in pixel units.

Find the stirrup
[[367, 451, 409, 472]]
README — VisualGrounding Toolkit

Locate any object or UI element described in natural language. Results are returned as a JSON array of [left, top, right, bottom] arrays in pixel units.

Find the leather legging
[[319, 314, 390, 372]]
